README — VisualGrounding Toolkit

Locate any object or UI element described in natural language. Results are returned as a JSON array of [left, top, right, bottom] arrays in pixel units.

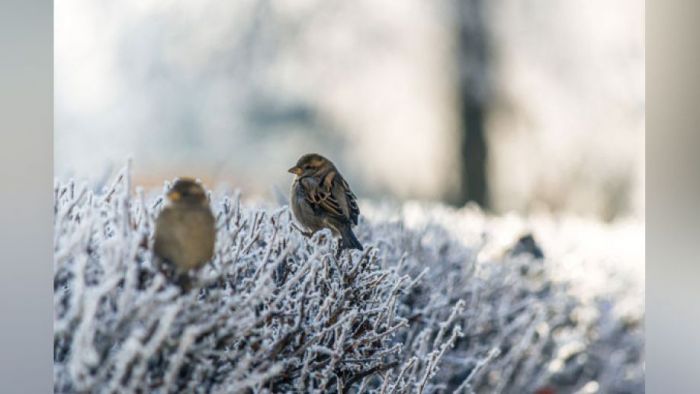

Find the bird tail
[[340, 226, 363, 251]]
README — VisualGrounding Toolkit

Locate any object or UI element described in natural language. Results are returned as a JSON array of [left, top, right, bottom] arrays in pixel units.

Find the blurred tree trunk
[[454, 0, 489, 208]]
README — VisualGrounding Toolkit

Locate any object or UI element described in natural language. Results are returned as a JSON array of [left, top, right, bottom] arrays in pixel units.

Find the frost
[[54, 171, 643, 393]]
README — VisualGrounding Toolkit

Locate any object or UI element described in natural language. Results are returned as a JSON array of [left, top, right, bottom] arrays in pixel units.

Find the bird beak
[[167, 191, 181, 202], [288, 166, 302, 175]]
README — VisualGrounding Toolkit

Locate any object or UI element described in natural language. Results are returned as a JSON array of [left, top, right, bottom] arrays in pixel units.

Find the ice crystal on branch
[[54, 170, 643, 393]]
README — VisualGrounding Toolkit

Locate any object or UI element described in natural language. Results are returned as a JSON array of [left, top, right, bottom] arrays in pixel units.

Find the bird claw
[[291, 222, 313, 238]]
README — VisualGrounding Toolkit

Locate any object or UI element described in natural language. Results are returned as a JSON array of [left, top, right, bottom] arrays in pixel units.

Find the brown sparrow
[[288, 153, 363, 251], [153, 178, 216, 290]]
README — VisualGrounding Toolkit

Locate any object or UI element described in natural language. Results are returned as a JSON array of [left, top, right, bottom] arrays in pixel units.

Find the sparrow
[[153, 178, 216, 290], [288, 153, 363, 252]]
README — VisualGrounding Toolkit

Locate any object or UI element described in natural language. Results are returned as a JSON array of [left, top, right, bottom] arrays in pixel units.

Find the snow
[[54, 169, 643, 393]]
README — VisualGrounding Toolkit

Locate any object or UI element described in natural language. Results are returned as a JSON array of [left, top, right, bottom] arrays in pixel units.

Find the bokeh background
[[50, 2, 650, 392], [55, 0, 644, 221]]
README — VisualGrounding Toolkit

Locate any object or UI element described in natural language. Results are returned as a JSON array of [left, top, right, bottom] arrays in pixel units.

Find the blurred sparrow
[[153, 178, 216, 290], [288, 153, 363, 252]]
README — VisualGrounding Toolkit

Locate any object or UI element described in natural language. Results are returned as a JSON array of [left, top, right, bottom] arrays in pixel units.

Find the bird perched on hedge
[[288, 153, 363, 252], [153, 178, 216, 291]]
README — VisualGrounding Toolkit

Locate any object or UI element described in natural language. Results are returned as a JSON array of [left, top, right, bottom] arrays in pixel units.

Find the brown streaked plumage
[[153, 178, 216, 290], [288, 153, 363, 252]]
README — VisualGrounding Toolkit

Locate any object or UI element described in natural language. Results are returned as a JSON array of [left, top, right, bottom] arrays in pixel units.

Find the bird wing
[[305, 181, 345, 220], [303, 171, 359, 225], [338, 175, 360, 225]]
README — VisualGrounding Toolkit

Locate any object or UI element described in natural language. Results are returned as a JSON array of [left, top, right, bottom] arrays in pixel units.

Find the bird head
[[288, 153, 335, 178], [166, 178, 208, 206]]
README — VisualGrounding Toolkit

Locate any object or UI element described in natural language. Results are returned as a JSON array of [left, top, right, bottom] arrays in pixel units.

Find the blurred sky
[[55, 0, 644, 220]]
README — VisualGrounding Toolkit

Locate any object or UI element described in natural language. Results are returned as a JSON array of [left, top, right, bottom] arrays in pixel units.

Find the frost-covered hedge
[[54, 171, 644, 393]]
